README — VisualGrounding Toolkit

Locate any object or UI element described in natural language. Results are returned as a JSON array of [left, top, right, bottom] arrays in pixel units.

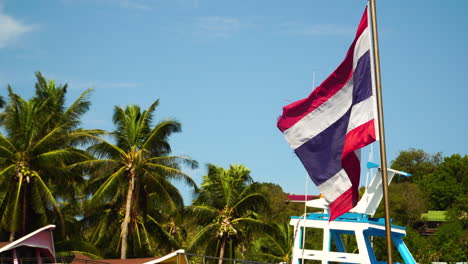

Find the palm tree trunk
[[218, 237, 226, 264], [22, 183, 28, 235], [121, 174, 135, 259]]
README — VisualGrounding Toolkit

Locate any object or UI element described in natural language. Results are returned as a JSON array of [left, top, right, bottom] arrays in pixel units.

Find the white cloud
[[194, 16, 240, 39], [280, 22, 355, 37], [0, 10, 34, 48]]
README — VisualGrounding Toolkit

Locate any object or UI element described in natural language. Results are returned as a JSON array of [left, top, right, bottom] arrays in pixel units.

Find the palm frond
[[146, 214, 180, 251], [187, 223, 218, 252], [232, 193, 268, 214], [141, 120, 181, 155], [33, 172, 65, 228], [68, 159, 118, 171], [11, 173, 23, 233], [0, 146, 14, 160], [146, 163, 196, 187], [33, 148, 83, 166], [62, 88, 92, 128], [0, 165, 15, 184], [87, 139, 127, 159], [186, 205, 218, 222], [145, 155, 198, 170], [30, 124, 68, 153], [90, 166, 126, 204], [139, 99, 159, 129], [67, 129, 108, 147], [0, 134, 16, 152]]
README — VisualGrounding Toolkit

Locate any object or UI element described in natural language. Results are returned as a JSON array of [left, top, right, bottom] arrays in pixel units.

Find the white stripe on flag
[[346, 96, 375, 133], [283, 27, 370, 150], [283, 79, 353, 149], [353, 27, 370, 70], [317, 169, 352, 202]]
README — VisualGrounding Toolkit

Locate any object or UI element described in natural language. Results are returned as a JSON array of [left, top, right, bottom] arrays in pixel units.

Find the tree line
[[0, 73, 465, 263], [0, 73, 303, 261], [374, 149, 467, 263]]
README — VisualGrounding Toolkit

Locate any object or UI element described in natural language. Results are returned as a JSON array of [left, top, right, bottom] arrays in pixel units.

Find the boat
[[289, 164, 416, 264]]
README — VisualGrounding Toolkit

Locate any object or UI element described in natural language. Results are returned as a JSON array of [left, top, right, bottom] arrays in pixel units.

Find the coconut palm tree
[[188, 164, 268, 264], [79, 101, 197, 259], [0, 72, 100, 240]]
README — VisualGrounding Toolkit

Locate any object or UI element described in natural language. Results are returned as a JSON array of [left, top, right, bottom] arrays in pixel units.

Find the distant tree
[[255, 182, 303, 223], [431, 221, 467, 262], [375, 182, 426, 227], [188, 164, 268, 264], [390, 148, 442, 182], [418, 154, 467, 215], [388, 149, 467, 263]]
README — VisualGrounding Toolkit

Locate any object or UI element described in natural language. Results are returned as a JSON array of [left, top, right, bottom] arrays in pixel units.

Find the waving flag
[[277, 7, 377, 221]]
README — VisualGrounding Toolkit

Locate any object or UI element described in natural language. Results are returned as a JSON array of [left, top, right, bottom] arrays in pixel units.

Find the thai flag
[[277, 7, 378, 221]]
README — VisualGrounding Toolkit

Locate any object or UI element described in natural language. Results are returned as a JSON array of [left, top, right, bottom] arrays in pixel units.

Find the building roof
[[286, 194, 319, 202], [71, 250, 188, 264], [0, 225, 56, 257], [421, 210, 448, 222], [0, 242, 10, 248], [143, 249, 187, 264]]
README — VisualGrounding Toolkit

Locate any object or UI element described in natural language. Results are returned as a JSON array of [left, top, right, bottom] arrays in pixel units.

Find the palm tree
[[79, 101, 197, 259], [188, 164, 268, 264], [0, 72, 99, 240]]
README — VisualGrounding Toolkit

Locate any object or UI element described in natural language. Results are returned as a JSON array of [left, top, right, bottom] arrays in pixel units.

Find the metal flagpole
[[368, 0, 393, 263]]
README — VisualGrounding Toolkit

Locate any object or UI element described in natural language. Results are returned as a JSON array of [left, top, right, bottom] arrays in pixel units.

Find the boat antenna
[[300, 71, 317, 263]]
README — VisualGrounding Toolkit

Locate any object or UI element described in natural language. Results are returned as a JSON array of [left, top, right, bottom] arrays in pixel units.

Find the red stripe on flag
[[342, 119, 376, 159], [343, 151, 361, 205], [329, 150, 361, 221], [355, 7, 368, 41], [329, 188, 353, 221], [277, 8, 369, 132]]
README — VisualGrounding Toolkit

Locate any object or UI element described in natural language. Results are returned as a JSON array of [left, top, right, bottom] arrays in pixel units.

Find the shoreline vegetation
[[0, 73, 465, 263]]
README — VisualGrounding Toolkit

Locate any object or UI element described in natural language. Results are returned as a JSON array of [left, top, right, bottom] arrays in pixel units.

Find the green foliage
[[430, 221, 467, 262], [375, 182, 426, 226], [1, 74, 466, 263], [255, 182, 304, 223], [245, 223, 293, 263], [385, 149, 468, 262], [0, 72, 99, 239], [82, 100, 198, 259], [188, 164, 269, 261], [418, 154, 468, 215], [390, 148, 442, 182]]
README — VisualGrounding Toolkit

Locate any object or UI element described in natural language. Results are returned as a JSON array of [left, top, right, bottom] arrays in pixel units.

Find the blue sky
[[1, 0, 467, 202]]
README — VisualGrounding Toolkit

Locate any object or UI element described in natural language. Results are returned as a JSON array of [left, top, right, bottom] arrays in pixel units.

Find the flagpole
[[368, 0, 393, 263]]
